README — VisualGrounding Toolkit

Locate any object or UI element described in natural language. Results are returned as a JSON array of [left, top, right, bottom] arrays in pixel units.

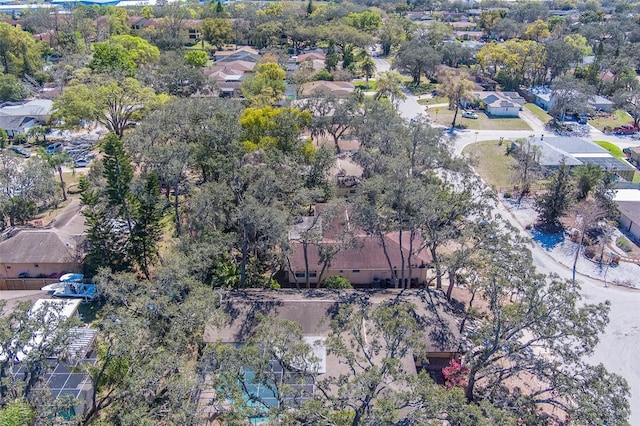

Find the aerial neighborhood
[[1, 0, 640, 423]]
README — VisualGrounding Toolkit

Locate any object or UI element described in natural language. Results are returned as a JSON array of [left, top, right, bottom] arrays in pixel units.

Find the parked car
[[45, 142, 63, 153], [462, 111, 478, 119], [75, 158, 90, 168], [613, 124, 638, 135], [9, 146, 30, 157]]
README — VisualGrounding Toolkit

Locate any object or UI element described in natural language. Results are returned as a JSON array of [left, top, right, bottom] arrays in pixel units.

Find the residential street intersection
[[373, 58, 640, 423]]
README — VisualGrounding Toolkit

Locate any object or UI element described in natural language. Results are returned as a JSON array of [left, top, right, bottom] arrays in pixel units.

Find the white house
[[0, 99, 53, 137], [474, 91, 525, 117]]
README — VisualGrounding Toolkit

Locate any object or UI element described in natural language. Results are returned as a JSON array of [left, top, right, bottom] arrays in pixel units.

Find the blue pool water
[[530, 228, 564, 250]]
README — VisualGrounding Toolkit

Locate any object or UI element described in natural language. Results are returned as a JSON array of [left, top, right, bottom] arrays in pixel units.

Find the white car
[[462, 111, 478, 119]]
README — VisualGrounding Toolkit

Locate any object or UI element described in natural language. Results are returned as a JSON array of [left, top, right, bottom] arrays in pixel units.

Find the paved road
[[372, 57, 640, 422]]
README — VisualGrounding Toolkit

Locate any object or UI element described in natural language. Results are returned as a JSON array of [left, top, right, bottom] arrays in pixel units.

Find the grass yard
[[524, 103, 552, 124], [426, 109, 531, 131], [417, 96, 449, 106], [594, 140, 625, 159], [354, 80, 376, 92], [462, 140, 518, 189], [588, 109, 633, 131], [403, 80, 437, 95]]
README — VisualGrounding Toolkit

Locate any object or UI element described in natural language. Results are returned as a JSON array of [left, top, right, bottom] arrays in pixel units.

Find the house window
[[352, 270, 360, 273], [295, 272, 305, 278], [309, 272, 317, 278]]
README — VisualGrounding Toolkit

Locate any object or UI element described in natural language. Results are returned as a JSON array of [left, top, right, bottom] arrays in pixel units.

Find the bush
[[313, 69, 334, 81], [323, 276, 352, 289], [503, 192, 512, 199], [616, 236, 633, 253], [12, 134, 26, 145], [404, 82, 437, 95]]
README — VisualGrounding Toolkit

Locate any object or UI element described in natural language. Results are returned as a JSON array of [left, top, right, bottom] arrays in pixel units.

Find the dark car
[[613, 124, 638, 135], [9, 146, 30, 157]]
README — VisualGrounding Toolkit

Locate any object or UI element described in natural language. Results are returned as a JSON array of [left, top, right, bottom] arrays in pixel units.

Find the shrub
[[616, 236, 633, 253], [503, 192, 512, 199], [313, 69, 334, 81], [12, 134, 26, 145], [323, 276, 352, 289], [442, 359, 469, 390]]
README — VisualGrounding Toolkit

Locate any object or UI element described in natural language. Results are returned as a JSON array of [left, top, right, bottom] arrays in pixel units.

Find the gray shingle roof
[[0, 231, 75, 263]]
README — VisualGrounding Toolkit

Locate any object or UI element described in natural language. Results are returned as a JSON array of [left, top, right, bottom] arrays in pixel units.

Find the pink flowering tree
[[442, 359, 469, 390]]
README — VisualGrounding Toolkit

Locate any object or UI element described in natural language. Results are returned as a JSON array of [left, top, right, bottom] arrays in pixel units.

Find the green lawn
[[594, 140, 625, 159], [417, 96, 449, 106], [589, 109, 633, 131], [403, 80, 437, 95], [524, 103, 551, 124], [354, 80, 376, 92], [427, 109, 531, 131], [462, 140, 518, 190]]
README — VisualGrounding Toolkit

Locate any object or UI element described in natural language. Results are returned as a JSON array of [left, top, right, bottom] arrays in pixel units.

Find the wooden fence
[[0, 278, 58, 291]]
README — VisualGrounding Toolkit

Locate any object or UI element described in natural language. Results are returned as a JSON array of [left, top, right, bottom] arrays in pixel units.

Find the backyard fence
[[0, 278, 58, 291]]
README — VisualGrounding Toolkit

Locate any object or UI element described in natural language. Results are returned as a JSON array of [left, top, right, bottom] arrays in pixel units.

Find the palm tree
[[359, 54, 377, 89], [37, 148, 75, 201], [374, 71, 406, 109]]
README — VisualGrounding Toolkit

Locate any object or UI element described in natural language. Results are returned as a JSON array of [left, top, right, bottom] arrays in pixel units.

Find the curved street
[[373, 57, 640, 423]]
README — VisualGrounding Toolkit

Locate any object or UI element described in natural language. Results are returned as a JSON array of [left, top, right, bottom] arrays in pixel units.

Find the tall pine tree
[[102, 133, 135, 235], [535, 160, 573, 228], [132, 172, 163, 279]]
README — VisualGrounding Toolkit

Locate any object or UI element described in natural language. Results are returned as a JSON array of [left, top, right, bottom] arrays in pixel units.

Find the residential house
[[213, 46, 260, 62], [33, 29, 56, 46], [455, 31, 483, 41], [205, 60, 257, 97], [529, 87, 614, 114], [129, 17, 202, 43], [332, 155, 363, 197], [474, 91, 525, 117], [627, 146, 640, 164], [0, 99, 53, 137], [199, 289, 462, 421], [299, 81, 355, 98], [524, 136, 635, 181], [614, 189, 640, 241], [296, 52, 326, 63], [0, 199, 86, 284], [9, 298, 99, 419], [589, 94, 615, 113], [0, 231, 83, 280], [286, 204, 431, 287], [449, 21, 484, 41], [440, 12, 468, 22], [126, 16, 148, 31]]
